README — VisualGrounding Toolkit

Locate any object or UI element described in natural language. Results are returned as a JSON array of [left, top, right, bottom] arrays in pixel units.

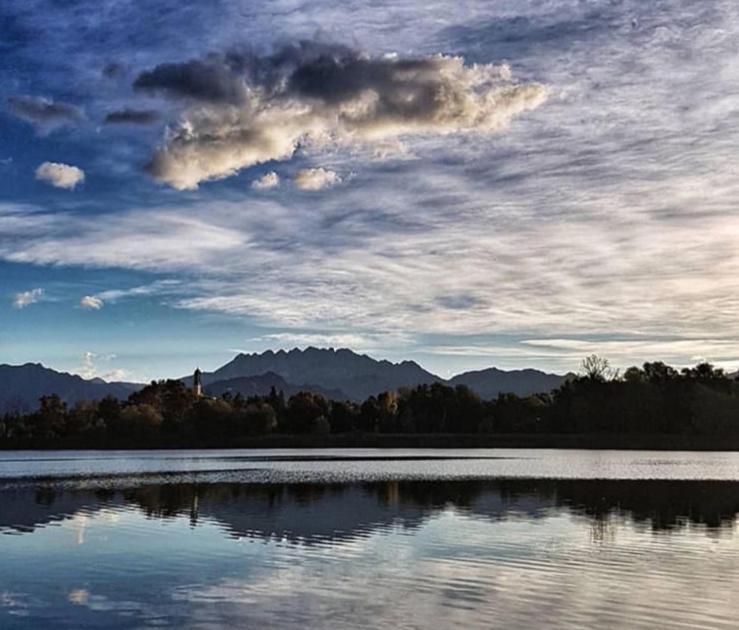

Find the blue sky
[[2, 0, 739, 382]]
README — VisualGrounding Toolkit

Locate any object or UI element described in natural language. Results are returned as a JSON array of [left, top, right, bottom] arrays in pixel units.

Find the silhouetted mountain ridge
[[450, 366, 571, 399], [199, 347, 570, 401], [2, 348, 573, 412], [0, 363, 140, 414], [201, 347, 443, 401]]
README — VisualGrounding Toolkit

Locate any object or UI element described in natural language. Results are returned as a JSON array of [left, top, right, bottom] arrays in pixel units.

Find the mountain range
[[0, 347, 570, 413], [196, 348, 441, 401], [0, 363, 140, 414]]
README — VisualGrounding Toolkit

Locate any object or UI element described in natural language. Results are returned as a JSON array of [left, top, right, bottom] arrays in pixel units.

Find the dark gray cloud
[[288, 53, 446, 108], [7, 95, 83, 126], [104, 108, 160, 125], [133, 56, 248, 104]]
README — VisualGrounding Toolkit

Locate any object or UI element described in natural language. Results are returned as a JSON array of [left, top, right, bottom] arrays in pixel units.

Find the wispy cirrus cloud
[[3, 174, 739, 371], [96, 280, 181, 302], [0, 204, 244, 270]]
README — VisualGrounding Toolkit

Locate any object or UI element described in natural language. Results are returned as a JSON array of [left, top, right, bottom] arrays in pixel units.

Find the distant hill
[[449, 367, 570, 399], [205, 371, 348, 401], [3, 348, 574, 412], [200, 347, 442, 400], [197, 347, 570, 401], [0, 363, 140, 414]]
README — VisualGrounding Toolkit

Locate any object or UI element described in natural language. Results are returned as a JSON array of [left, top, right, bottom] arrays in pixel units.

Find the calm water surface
[[1, 449, 738, 628]]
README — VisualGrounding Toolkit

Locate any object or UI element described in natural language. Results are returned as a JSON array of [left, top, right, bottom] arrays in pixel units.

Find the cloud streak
[[104, 108, 159, 125]]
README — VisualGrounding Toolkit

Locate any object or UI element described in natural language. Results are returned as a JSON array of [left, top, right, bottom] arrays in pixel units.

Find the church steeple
[[193, 367, 203, 397]]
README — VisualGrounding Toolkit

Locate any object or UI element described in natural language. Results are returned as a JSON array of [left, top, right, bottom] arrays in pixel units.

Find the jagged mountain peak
[[202, 347, 442, 401]]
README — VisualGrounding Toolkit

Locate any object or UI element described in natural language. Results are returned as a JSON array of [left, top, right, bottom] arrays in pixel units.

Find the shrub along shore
[[2, 358, 739, 451]]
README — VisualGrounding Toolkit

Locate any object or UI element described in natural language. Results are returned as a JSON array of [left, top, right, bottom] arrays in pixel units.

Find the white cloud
[[67, 589, 89, 606], [293, 168, 341, 191], [96, 280, 180, 302], [80, 295, 104, 310], [12, 288, 44, 309], [79, 351, 96, 379], [251, 171, 280, 190], [102, 369, 129, 382], [76, 351, 127, 381], [35, 162, 85, 189]]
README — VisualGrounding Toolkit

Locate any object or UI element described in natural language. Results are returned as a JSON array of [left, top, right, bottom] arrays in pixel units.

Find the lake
[[1, 449, 739, 628]]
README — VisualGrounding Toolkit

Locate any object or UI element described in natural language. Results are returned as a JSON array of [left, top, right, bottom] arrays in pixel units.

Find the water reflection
[[2, 478, 739, 629], [2, 478, 738, 540]]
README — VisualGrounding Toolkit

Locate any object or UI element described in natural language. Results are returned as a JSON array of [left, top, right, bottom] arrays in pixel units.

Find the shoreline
[[3, 432, 739, 451]]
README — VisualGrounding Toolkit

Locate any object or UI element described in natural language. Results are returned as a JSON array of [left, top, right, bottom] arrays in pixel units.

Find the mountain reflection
[[2, 479, 738, 540]]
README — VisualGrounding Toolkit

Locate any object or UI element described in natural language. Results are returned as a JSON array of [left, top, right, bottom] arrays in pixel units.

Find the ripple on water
[[2, 458, 739, 628]]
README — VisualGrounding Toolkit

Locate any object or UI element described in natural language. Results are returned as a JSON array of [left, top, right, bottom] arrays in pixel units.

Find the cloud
[[294, 167, 341, 191], [78, 352, 97, 379], [0, 203, 245, 270], [77, 351, 127, 381], [104, 108, 159, 125], [35, 162, 85, 189], [134, 56, 249, 104], [6, 95, 83, 131], [252, 331, 411, 352], [102, 368, 129, 382], [80, 295, 104, 309], [12, 288, 44, 309], [251, 171, 280, 190], [5, 1, 739, 375], [67, 589, 89, 606], [95, 280, 180, 302], [136, 44, 547, 189]]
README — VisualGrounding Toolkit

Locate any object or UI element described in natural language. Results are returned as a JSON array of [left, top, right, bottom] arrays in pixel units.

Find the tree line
[[1, 357, 738, 448]]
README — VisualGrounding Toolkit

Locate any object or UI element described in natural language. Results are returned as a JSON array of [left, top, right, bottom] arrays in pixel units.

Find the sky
[[1, 0, 739, 382]]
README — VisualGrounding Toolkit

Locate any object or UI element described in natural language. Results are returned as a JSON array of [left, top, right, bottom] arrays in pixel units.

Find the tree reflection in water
[[2, 478, 738, 541]]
